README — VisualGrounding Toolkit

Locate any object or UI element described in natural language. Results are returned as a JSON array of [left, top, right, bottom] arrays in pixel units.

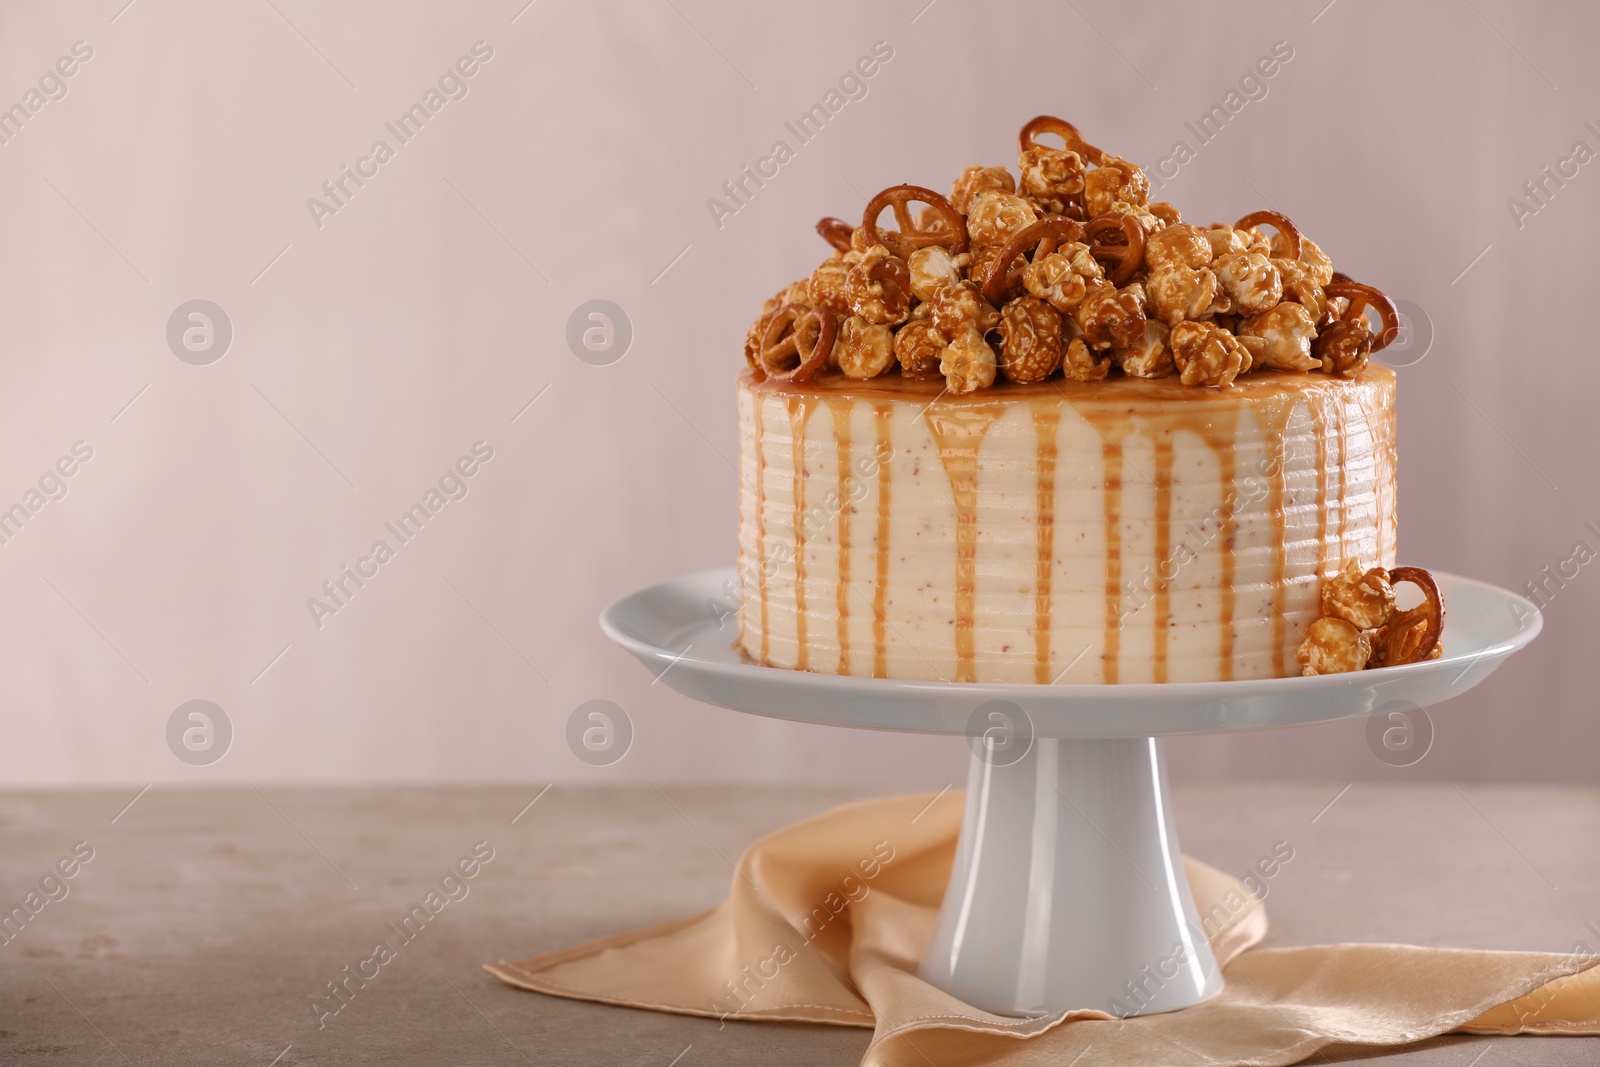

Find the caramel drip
[[785, 395, 814, 671], [1335, 402, 1349, 564], [1098, 430, 1123, 684], [1254, 394, 1299, 676], [871, 403, 893, 678], [1310, 388, 1330, 580], [1032, 407, 1061, 684], [1151, 434, 1175, 684], [824, 397, 854, 674], [1214, 411, 1238, 681], [924, 401, 1007, 683], [754, 402, 769, 664]]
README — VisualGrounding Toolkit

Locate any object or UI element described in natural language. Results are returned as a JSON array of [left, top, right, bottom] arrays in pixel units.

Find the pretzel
[[1370, 566, 1443, 667], [1085, 213, 1145, 286], [1017, 115, 1106, 166], [759, 304, 836, 382], [861, 185, 967, 259], [816, 217, 855, 254], [981, 216, 1086, 305], [1234, 210, 1301, 263], [1325, 280, 1400, 351]]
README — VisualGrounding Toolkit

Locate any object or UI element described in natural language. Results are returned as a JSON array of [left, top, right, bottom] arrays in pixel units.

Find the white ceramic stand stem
[[918, 736, 1223, 1017]]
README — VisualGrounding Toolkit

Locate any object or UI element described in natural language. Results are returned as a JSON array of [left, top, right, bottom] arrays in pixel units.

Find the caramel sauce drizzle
[[824, 397, 854, 674], [1255, 394, 1296, 677], [1151, 434, 1175, 684], [924, 401, 1007, 683], [871, 403, 893, 678], [784, 395, 814, 671], [1215, 411, 1239, 681], [1311, 391, 1331, 580], [1032, 407, 1061, 684], [1095, 428, 1124, 685], [754, 403, 769, 664]]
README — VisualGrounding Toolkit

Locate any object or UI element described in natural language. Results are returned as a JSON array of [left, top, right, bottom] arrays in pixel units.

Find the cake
[[736, 115, 1423, 684]]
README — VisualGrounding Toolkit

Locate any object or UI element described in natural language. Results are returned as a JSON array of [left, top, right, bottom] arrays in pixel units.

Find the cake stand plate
[[601, 569, 1541, 1018]]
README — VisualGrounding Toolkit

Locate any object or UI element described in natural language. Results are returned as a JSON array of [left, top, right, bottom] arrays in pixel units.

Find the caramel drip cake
[[737, 115, 1415, 683]]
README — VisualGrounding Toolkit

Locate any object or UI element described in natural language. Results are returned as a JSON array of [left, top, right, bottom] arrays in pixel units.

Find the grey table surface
[[0, 783, 1596, 1066]]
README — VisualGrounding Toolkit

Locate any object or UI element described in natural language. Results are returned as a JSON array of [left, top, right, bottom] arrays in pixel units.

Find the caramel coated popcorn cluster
[[1297, 561, 1444, 676], [744, 115, 1402, 393]]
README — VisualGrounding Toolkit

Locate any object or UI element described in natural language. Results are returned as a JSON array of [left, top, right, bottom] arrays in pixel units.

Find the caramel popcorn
[[927, 280, 1000, 340], [951, 164, 1016, 215], [966, 191, 1038, 248], [1022, 243, 1103, 314], [1312, 317, 1371, 379], [1076, 282, 1147, 350], [1146, 266, 1221, 326], [908, 246, 967, 302], [940, 323, 998, 393], [1297, 617, 1372, 676], [996, 297, 1065, 383], [1057, 335, 1105, 380], [1213, 252, 1282, 316], [1302, 561, 1444, 674], [845, 245, 913, 326], [1018, 147, 1087, 201], [1083, 157, 1150, 217], [1143, 224, 1213, 272], [806, 256, 855, 315], [835, 316, 896, 380], [1321, 559, 1395, 630], [1170, 320, 1251, 387], [894, 320, 945, 380], [1112, 320, 1174, 379], [1238, 302, 1320, 372], [742, 115, 1400, 391]]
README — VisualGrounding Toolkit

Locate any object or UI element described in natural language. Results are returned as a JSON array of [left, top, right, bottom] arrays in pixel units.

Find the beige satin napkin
[[487, 792, 1600, 1065]]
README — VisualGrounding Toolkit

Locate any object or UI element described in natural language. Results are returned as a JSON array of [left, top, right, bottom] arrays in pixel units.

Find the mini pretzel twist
[[816, 217, 855, 254], [759, 304, 837, 382], [1325, 280, 1401, 352], [1370, 566, 1444, 668], [1018, 115, 1106, 166], [861, 185, 968, 259], [1085, 213, 1145, 286], [1235, 210, 1301, 263], [981, 216, 1087, 305]]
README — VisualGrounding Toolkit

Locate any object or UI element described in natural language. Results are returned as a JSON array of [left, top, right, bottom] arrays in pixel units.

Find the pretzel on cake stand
[[758, 304, 837, 382], [861, 185, 968, 259], [981, 216, 1087, 305]]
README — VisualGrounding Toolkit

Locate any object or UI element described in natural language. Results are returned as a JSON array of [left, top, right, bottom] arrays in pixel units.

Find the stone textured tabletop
[[1, 784, 1596, 1065]]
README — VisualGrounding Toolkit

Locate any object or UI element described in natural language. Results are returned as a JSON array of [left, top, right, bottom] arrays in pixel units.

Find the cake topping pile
[[1298, 561, 1444, 675], [745, 115, 1401, 393]]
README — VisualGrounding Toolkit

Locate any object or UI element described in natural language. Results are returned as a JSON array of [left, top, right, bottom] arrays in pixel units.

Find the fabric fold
[[487, 791, 1600, 1066]]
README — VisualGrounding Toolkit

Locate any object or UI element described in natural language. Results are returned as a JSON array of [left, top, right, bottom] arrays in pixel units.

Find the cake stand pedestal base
[[919, 736, 1221, 1017]]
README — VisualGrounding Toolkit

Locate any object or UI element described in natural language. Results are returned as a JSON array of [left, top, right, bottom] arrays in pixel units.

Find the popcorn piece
[[966, 191, 1039, 248], [996, 296, 1065, 383], [894, 320, 945, 380], [908, 246, 967, 302], [744, 310, 777, 372], [1275, 257, 1329, 322], [833, 316, 895, 380], [1272, 233, 1334, 288], [1213, 252, 1283, 316], [806, 256, 855, 315], [940, 323, 998, 393], [1143, 224, 1213, 272], [1022, 243, 1103, 314], [1238, 301, 1320, 372], [1321, 559, 1395, 630], [1018, 147, 1087, 201], [1146, 266, 1220, 326], [845, 245, 913, 326], [1169, 320, 1251, 387], [927, 280, 1001, 340], [761, 280, 809, 316], [1149, 201, 1182, 227], [1297, 617, 1372, 676], [1075, 282, 1147, 350], [951, 165, 1016, 215], [1111, 320, 1174, 379], [1083, 157, 1150, 217], [1312, 317, 1371, 379], [1063, 336, 1111, 381]]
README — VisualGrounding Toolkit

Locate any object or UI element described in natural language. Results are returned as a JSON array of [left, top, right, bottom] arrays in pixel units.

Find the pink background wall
[[0, 0, 1591, 787]]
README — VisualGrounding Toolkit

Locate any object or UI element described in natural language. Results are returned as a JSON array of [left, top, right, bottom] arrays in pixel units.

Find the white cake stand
[[601, 569, 1541, 1018]]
